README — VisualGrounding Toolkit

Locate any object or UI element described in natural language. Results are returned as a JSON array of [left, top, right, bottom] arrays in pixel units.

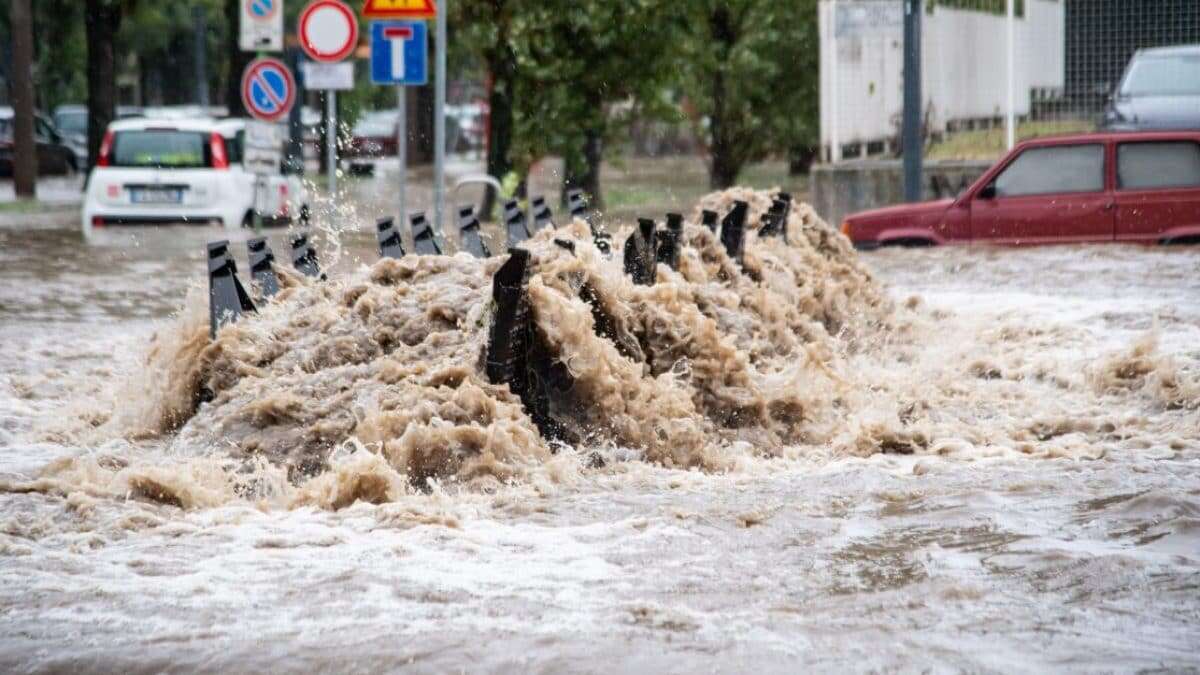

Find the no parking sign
[[241, 57, 297, 122]]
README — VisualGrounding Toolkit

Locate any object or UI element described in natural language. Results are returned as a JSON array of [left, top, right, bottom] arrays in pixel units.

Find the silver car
[[1102, 44, 1200, 131]]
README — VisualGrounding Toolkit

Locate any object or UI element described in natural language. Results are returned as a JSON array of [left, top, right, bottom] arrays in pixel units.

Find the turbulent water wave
[[5, 188, 1197, 514]]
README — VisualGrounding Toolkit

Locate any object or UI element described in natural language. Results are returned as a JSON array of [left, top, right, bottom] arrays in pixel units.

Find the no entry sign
[[241, 58, 296, 122], [299, 0, 359, 63]]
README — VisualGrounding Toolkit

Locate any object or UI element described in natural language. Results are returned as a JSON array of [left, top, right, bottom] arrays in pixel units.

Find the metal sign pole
[[902, 0, 922, 203], [829, 0, 841, 162], [1005, 0, 1016, 150], [326, 90, 337, 196], [433, 0, 447, 233], [397, 86, 407, 226]]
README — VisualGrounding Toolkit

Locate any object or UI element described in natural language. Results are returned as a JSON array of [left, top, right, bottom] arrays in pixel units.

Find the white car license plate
[[130, 188, 183, 204]]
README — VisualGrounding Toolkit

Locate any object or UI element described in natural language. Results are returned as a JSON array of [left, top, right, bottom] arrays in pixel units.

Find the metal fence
[[819, 0, 1200, 163]]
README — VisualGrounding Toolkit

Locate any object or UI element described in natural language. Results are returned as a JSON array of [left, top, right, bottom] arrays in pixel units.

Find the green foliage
[[673, 0, 820, 186], [11, 0, 823, 195], [510, 0, 676, 166], [0, 0, 87, 110], [499, 170, 521, 200], [120, 0, 225, 105]]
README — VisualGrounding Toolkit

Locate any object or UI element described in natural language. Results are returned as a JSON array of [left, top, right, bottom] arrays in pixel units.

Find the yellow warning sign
[[363, 0, 436, 19]]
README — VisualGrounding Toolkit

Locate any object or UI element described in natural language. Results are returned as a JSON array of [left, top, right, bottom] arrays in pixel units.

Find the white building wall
[[819, 0, 1065, 158]]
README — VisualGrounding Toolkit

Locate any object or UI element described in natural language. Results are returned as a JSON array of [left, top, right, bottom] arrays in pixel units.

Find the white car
[[82, 117, 309, 235]]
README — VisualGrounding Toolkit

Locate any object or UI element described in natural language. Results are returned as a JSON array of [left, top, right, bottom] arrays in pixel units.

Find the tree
[[85, 0, 132, 170], [223, 0, 252, 117], [455, 0, 523, 219], [514, 0, 676, 209], [10, 0, 37, 196], [674, 0, 819, 188]]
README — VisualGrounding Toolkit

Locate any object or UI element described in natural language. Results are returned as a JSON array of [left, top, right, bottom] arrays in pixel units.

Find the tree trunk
[[481, 46, 516, 220], [85, 0, 122, 173], [224, 0, 252, 118], [708, 64, 740, 189], [560, 126, 603, 211], [706, 7, 741, 189], [10, 0, 37, 196], [411, 83, 435, 165], [788, 145, 817, 176]]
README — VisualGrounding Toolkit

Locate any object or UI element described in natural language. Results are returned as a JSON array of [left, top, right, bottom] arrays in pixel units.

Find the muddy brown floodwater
[[0, 191, 1198, 674]]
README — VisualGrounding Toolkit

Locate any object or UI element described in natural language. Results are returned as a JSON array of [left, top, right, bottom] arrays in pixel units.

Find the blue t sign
[[370, 20, 428, 85]]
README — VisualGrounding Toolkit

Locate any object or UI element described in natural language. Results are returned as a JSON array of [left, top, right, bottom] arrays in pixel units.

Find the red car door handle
[[1102, 201, 1115, 211]]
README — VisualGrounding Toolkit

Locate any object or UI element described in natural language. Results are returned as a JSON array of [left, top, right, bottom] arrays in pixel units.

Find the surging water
[[0, 192, 1197, 672]]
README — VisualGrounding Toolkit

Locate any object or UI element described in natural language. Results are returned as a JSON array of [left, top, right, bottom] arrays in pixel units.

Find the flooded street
[[1, 206, 1198, 673]]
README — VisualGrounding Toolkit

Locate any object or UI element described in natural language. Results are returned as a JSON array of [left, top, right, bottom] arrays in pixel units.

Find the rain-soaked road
[[0, 211, 1198, 673]]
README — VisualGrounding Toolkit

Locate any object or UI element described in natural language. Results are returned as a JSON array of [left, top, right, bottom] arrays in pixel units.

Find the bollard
[[759, 193, 792, 242], [776, 192, 793, 243], [410, 211, 443, 255], [485, 248, 532, 394], [720, 201, 749, 266], [701, 209, 719, 234], [530, 196, 555, 232], [566, 188, 587, 219], [504, 199, 530, 247], [208, 240, 257, 340], [290, 232, 323, 279], [623, 217, 658, 285], [593, 230, 614, 257], [457, 204, 490, 258], [377, 217, 406, 259], [565, 188, 611, 256], [656, 212, 683, 271], [246, 237, 280, 298], [484, 248, 573, 442]]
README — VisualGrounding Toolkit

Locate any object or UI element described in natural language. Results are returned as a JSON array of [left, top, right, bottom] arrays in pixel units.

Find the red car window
[[993, 144, 1104, 197], [1117, 141, 1200, 191]]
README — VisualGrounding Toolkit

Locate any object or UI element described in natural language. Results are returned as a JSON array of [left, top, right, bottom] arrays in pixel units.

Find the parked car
[[54, 104, 149, 168], [842, 131, 1200, 247], [347, 110, 399, 161], [1102, 44, 1200, 131], [446, 102, 485, 153], [344, 110, 398, 174], [52, 104, 90, 167], [0, 107, 78, 176], [82, 117, 309, 235]]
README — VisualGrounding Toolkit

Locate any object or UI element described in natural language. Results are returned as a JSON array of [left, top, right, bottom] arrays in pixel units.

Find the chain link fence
[[820, 0, 1200, 164]]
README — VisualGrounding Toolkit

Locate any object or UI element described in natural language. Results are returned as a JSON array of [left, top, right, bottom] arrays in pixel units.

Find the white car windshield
[[111, 129, 211, 168], [354, 113, 396, 137], [1120, 53, 1200, 97], [54, 111, 88, 136]]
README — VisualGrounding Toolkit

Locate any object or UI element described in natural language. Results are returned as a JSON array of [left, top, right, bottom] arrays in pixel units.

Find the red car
[[843, 131, 1200, 247], [346, 110, 399, 160]]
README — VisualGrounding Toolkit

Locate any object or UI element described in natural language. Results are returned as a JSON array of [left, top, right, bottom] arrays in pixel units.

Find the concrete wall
[[811, 158, 993, 227]]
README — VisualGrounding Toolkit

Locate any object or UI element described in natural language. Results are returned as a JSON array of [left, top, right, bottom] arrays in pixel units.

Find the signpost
[[300, 0, 359, 196], [245, 120, 284, 174], [433, 1, 447, 235], [240, 0, 284, 52], [365, 0, 441, 234], [241, 57, 297, 123], [245, 121, 284, 226], [302, 61, 355, 90], [363, 0, 435, 19], [369, 21, 427, 86]]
